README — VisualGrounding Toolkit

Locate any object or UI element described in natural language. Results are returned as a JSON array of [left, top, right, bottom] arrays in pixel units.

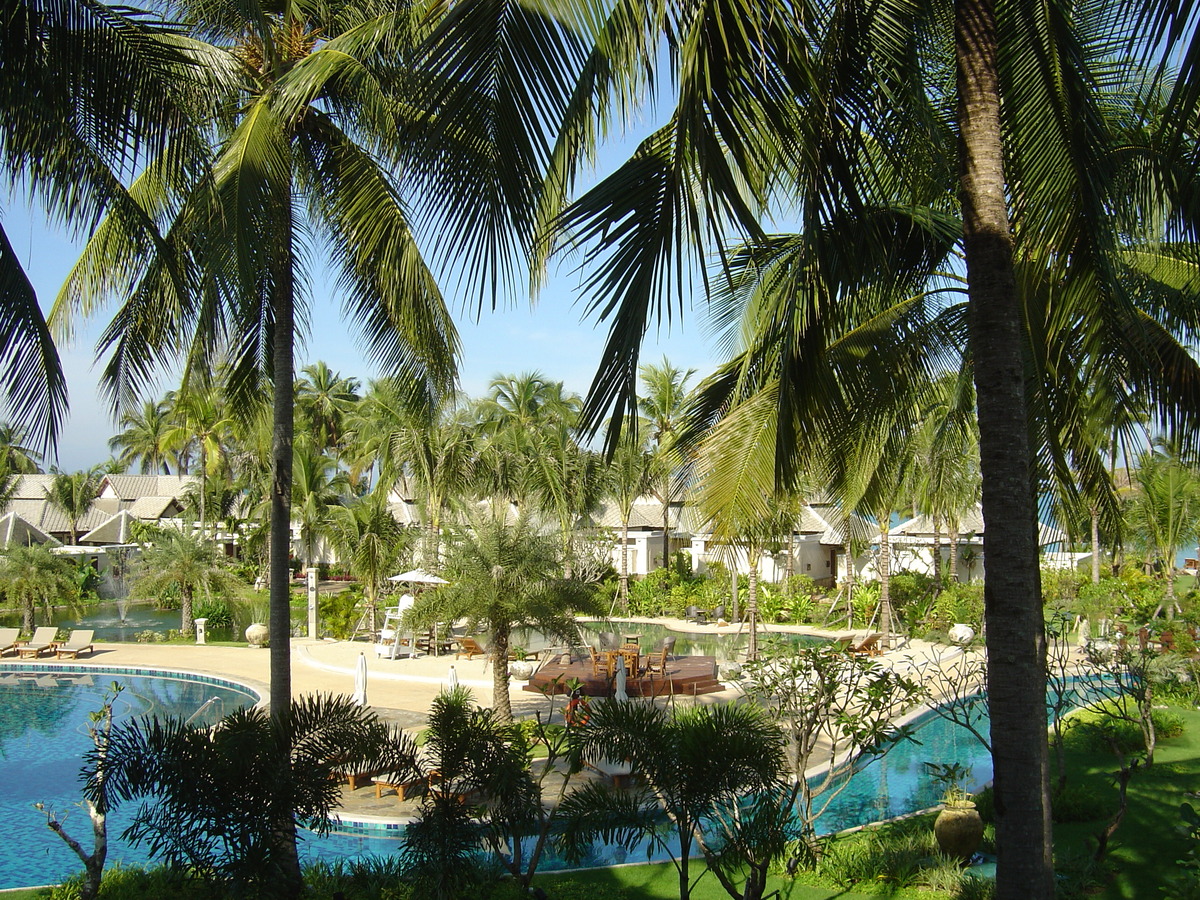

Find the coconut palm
[[1, 0, 206, 451], [606, 423, 654, 609], [326, 490, 409, 632], [490, 4, 1200, 892], [109, 400, 176, 474], [295, 361, 360, 457], [45, 469, 102, 544], [639, 358, 696, 570], [130, 526, 239, 636], [164, 385, 235, 539], [0, 543, 78, 631], [0, 422, 44, 474], [424, 509, 599, 723], [50, 13, 460, 877], [290, 439, 348, 577], [1124, 439, 1200, 616]]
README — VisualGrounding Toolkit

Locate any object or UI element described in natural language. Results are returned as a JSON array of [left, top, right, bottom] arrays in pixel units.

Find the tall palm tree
[[291, 439, 349, 577], [606, 423, 654, 609], [295, 361, 360, 457], [638, 358, 695, 570], [2, 0, 205, 451], [109, 399, 176, 474], [52, 3, 465, 886], [164, 384, 234, 539], [45, 468, 101, 544], [485, 5, 1200, 893]]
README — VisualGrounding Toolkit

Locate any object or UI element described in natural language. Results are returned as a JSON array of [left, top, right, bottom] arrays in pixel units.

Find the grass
[[1053, 703, 1200, 898]]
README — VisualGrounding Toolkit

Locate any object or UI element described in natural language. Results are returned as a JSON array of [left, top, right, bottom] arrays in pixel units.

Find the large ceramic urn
[[934, 799, 984, 863], [245, 622, 269, 648]]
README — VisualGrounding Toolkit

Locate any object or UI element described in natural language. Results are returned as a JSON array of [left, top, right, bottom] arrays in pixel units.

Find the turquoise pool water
[[512, 619, 827, 662], [0, 665, 1102, 889], [0, 666, 259, 889]]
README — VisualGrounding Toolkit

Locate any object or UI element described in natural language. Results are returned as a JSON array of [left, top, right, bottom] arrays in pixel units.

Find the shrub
[[193, 598, 233, 630], [1051, 783, 1111, 823], [305, 858, 412, 900], [49, 864, 213, 900]]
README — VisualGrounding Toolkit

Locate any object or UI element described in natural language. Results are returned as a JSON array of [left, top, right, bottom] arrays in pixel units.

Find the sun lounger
[[55, 630, 95, 659], [373, 771, 427, 801], [850, 633, 883, 657], [17, 627, 60, 659], [0, 628, 19, 656], [455, 636, 487, 660]]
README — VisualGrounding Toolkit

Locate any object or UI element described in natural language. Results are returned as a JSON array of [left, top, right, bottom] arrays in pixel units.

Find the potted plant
[[925, 762, 984, 863]]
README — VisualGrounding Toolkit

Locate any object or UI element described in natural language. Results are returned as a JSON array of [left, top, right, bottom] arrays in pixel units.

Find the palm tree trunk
[[492, 626, 512, 723], [180, 585, 194, 637], [269, 212, 302, 895], [620, 516, 631, 613], [747, 554, 759, 661], [879, 524, 893, 650], [932, 516, 943, 586], [957, 0, 1053, 894], [949, 520, 961, 582], [1090, 508, 1101, 584]]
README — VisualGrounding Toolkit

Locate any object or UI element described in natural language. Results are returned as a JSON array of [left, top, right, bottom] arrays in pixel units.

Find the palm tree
[[0, 423, 44, 474], [130, 527, 240, 636], [557, 700, 789, 900], [89, 695, 416, 895], [1124, 439, 1200, 617], [638, 358, 695, 570], [45, 469, 101, 544], [291, 439, 348, 577], [2, 0, 203, 451], [109, 399, 176, 474], [495, 5, 1200, 893], [164, 385, 234, 539], [606, 424, 654, 609], [425, 510, 599, 723], [326, 490, 409, 632], [295, 361, 360, 457], [52, 13, 460, 884], [0, 543, 78, 631]]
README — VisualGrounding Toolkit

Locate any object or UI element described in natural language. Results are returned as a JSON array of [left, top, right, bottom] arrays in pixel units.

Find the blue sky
[[5, 184, 718, 472]]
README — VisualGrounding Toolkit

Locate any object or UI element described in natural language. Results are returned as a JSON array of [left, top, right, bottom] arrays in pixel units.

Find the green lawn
[[1053, 705, 1200, 898]]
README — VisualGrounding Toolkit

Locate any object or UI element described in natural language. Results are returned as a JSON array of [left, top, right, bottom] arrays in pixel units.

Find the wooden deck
[[523, 653, 723, 698]]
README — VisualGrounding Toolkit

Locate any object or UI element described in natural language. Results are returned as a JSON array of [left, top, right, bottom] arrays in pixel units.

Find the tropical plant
[[1123, 438, 1200, 616], [740, 641, 923, 849], [129, 526, 240, 636], [290, 439, 348, 577], [422, 510, 599, 723], [0, 422, 44, 474], [326, 490, 410, 633], [295, 361, 360, 456], [45, 469, 101, 544], [605, 424, 654, 609], [108, 400, 176, 474], [0, 542, 78, 630], [638, 358, 696, 570], [88, 694, 417, 898], [557, 699, 792, 900]]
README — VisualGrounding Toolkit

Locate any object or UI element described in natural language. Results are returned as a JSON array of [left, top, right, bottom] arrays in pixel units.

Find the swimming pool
[[513, 620, 827, 662], [0, 665, 260, 889]]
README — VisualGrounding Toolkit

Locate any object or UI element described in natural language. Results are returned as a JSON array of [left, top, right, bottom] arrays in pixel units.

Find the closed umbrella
[[353, 652, 368, 707], [614, 654, 628, 701], [447, 665, 459, 689]]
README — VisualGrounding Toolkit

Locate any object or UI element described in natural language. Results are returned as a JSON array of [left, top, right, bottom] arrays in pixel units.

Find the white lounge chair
[[0, 627, 19, 656], [18, 626, 60, 659], [55, 630, 95, 659]]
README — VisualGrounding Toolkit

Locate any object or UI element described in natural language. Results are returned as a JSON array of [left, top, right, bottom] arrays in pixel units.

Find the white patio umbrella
[[352, 652, 368, 707], [447, 665, 458, 689], [388, 569, 449, 584], [614, 655, 628, 702]]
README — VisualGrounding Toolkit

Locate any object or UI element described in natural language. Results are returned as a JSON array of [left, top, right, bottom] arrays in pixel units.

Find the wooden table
[[606, 647, 640, 677]]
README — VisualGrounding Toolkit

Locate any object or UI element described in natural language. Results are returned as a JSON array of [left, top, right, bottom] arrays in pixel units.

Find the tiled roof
[[0, 511, 60, 547], [100, 474, 195, 502]]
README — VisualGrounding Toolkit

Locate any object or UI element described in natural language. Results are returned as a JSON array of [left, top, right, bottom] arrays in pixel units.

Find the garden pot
[[934, 801, 984, 863], [245, 622, 269, 648], [948, 623, 975, 645], [509, 661, 534, 680]]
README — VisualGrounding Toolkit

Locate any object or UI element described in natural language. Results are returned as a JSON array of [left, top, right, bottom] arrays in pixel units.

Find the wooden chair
[[55, 630, 94, 659], [644, 636, 676, 675], [850, 633, 883, 657], [455, 636, 487, 660], [589, 645, 611, 676]]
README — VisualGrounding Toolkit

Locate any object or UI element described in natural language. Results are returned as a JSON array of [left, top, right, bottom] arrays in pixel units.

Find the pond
[[0, 602, 238, 642], [575, 620, 827, 662]]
